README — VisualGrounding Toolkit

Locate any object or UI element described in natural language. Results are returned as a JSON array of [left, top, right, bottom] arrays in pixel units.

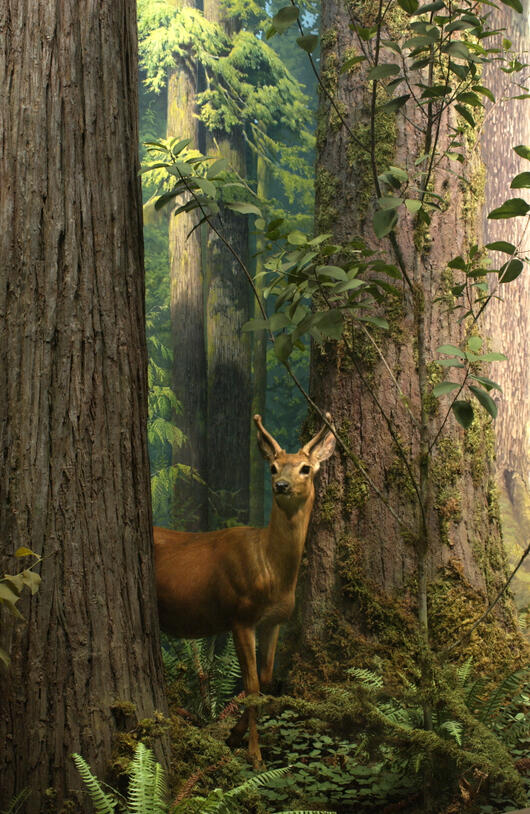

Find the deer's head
[[254, 413, 336, 508]]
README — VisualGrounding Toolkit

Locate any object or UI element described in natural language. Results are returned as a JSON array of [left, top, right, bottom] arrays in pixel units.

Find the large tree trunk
[[0, 0, 167, 809], [249, 155, 269, 527], [296, 0, 523, 672], [203, 0, 251, 529], [167, 0, 208, 530], [481, 9, 530, 616]]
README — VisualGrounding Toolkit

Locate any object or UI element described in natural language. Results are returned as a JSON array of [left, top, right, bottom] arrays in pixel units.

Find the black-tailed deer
[[154, 413, 335, 767]]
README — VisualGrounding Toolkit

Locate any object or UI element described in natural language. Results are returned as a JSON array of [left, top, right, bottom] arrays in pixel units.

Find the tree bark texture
[[167, 11, 208, 530], [0, 0, 167, 808], [481, 9, 530, 616], [202, 0, 251, 528], [296, 0, 522, 670], [204, 131, 251, 528], [249, 156, 268, 527]]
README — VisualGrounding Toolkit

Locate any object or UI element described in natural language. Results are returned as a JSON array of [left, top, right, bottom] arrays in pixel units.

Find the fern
[[72, 753, 117, 813], [1, 789, 31, 814], [438, 720, 464, 746], [347, 667, 384, 690]]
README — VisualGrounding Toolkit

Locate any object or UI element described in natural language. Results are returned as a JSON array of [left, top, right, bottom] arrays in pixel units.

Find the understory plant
[[73, 741, 333, 814]]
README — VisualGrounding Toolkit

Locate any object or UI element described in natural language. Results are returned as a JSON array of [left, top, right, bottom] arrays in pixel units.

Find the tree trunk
[[204, 131, 251, 528], [167, 0, 208, 530], [296, 0, 523, 672], [0, 1, 167, 809], [481, 9, 530, 615], [202, 0, 251, 529], [249, 156, 268, 527]]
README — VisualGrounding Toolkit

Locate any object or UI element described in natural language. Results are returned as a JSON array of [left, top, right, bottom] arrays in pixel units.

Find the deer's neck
[[264, 494, 314, 590]]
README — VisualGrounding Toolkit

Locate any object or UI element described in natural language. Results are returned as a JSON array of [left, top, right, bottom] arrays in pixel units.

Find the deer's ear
[[302, 412, 336, 463], [254, 414, 282, 462], [311, 429, 336, 463]]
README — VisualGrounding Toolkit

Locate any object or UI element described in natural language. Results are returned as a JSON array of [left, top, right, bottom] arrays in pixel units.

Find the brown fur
[[154, 413, 335, 767]]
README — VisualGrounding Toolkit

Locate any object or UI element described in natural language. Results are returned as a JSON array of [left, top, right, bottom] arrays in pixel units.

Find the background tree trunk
[[294, 0, 522, 674], [203, 0, 251, 529], [249, 156, 269, 527], [167, 0, 208, 530], [481, 9, 530, 616], [0, 0, 167, 809]]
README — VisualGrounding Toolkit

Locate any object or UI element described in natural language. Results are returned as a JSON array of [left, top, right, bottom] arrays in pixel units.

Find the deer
[[154, 412, 336, 768]]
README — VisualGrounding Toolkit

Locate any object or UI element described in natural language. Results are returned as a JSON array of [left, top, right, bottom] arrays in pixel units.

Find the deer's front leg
[[258, 623, 280, 693], [230, 623, 263, 769]]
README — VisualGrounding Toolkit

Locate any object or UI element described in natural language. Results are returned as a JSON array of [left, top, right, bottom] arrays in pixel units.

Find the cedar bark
[[297, 0, 522, 664], [0, 0, 167, 808], [167, 0, 208, 530]]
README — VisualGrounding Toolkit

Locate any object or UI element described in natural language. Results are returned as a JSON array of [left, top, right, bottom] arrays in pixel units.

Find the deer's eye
[[300, 464, 311, 475], [270, 463, 278, 474]]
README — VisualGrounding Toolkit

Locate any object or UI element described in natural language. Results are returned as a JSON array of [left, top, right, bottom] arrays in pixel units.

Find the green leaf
[[296, 34, 319, 53], [485, 241, 516, 254], [194, 177, 216, 198], [381, 94, 411, 113], [367, 64, 401, 80], [0, 646, 10, 667], [433, 381, 460, 397], [488, 198, 530, 219], [437, 344, 466, 358], [499, 258, 524, 283], [274, 334, 293, 363], [22, 570, 41, 595], [514, 145, 530, 160], [271, 6, 299, 32], [467, 335, 482, 352], [448, 256, 467, 271], [455, 104, 475, 127], [456, 91, 482, 107], [477, 352, 507, 362], [0, 583, 24, 617], [316, 265, 347, 280], [227, 201, 262, 216], [356, 315, 389, 329], [206, 158, 228, 178], [287, 230, 307, 246], [315, 310, 345, 340], [242, 318, 270, 332], [472, 85, 495, 102], [500, 0, 523, 12], [452, 400, 474, 428], [510, 171, 530, 188], [378, 196, 403, 210], [470, 375, 502, 392], [469, 386, 498, 419], [340, 54, 366, 73], [405, 198, 422, 213], [397, 0, 420, 13], [444, 41, 471, 60], [373, 207, 398, 238]]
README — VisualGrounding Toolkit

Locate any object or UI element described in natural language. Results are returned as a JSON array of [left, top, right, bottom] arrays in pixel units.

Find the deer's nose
[[274, 480, 290, 494]]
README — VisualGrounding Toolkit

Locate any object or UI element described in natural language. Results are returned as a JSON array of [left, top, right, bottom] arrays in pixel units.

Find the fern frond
[[456, 656, 473, 687], [479, 667, 530, 723], [438, 720, 463, 745], [224, 766, 290, 798], [128, 742, 156, 814], [72, 753, 117, 814], [347, 667, 384, 690], [152, 762, 168, 814], [1, 789, 31, 814]]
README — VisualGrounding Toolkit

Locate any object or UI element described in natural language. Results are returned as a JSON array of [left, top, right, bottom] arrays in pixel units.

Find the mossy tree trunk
[[202, 0, 251, 529], [0, 0, 167, 809], [481, 9, 530, 614], [167, 0, 208, 530], [249, 155, 269, 527], [295, 0, 523, 676]]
